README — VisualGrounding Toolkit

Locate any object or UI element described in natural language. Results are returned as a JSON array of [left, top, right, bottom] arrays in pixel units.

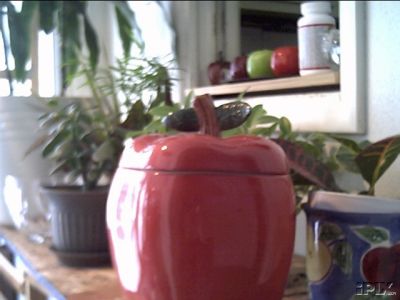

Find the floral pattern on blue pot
[[304, 203, 400, 300]]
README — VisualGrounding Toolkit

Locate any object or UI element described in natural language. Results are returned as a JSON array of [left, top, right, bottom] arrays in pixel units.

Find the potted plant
[[0, 1, 141, 229], [26, 54, 175, 266], [300, 135, 400, 300]]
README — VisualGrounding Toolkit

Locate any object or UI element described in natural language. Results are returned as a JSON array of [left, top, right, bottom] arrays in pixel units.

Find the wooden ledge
[[192, 71, 340, 97], [0, 226, 308, 299]]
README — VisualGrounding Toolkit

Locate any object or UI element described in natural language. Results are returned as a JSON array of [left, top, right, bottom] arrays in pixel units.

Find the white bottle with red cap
[[297, 1, 336, 76]]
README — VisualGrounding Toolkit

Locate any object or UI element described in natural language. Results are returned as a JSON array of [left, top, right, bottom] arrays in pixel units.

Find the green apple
[[246, 49, 274, 79]]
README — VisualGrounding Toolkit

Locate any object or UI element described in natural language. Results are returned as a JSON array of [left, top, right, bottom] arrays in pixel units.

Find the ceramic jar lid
[[118, 134, 289, 175]]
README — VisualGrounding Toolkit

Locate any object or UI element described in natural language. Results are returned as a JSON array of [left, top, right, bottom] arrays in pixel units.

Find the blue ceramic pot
[[304, 191, 400, 300]]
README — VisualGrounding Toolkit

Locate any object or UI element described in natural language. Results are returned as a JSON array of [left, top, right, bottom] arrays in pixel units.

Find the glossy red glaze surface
[[362, 244, 400, 294], [107, 134, 296, 300], [119, 134, 289, 175], [270, 46, 299, 77]]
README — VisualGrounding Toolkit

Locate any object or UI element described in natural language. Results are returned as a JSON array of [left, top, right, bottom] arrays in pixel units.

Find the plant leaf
[[120, 100, 152, 130], [258, 115, 279, 124], [92, 140, 115, 162], [125, 130, 145, 138], [8, 1, 37, 82], [251, 124, 278, 137], [82, 12, 99, 71], [49, 159, 70, 175], [113, 1, 144, 52], [328, 134, 364, 173], [221, 127, 244, 137], [355, 135, 400, 194], [183, 90, 194, 108], [352, 226, 389, 244], [39, 1, 60, 33], [247, 105, 267, 128], [294, 140, 321, 158], [115, 3, 133, 58], [272, 138, 341, 191], [24, 133, 50, 158], [236, 90, 247, 102], [143, 119, 165, 133], [42, 130, 71, 158], [279, 116, 292, 137], [328, 134, 363, 153], [149, 104, 179, 117], [335, 145, 361, 173], [60, 2, 83, 89]]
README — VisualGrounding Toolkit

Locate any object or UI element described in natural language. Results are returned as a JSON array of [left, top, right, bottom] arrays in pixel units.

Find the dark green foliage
[[0, 1, 141, 93], [7, 1, 36, 81], [355, 135, 400, 195], [38, 1, 60, 34], [27, 54, 175, 190], [39, 100, 122, 190]]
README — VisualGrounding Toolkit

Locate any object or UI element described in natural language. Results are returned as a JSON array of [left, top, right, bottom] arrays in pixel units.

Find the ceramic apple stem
[[193, 94, 220, 137]]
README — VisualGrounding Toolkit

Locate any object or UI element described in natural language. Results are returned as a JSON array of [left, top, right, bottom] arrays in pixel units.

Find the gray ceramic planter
[[40, 185, 110, 266]]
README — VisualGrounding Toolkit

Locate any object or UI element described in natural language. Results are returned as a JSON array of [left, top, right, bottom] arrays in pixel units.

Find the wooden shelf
[[0, 226, 308, 299], [0, 226, 121, 300], [192, 71, 340, 97]]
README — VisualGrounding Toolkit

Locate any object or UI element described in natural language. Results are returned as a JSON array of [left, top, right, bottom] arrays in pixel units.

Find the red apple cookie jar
[[107, 95, 296, 300]]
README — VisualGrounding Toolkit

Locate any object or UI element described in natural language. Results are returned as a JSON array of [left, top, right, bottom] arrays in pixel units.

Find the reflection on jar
[[321, 29, 340, 71]]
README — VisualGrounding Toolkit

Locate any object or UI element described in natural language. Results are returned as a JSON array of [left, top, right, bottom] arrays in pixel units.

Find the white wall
[[365, 1, 400, 199]]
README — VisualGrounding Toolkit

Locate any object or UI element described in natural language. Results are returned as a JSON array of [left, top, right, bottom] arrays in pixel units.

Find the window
[[1, 2, 179, 99]]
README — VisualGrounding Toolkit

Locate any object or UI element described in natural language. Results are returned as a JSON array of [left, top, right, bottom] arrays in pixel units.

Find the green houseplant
[[240, 117, 400, 299], [27, 54, 175, 266], [33, 55, 174, 189], [218, 102, 400, 203], [301, 135, 400, 300]]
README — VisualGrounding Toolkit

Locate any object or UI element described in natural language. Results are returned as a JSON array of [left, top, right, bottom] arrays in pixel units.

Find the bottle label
[[298, 24, 334, 72]]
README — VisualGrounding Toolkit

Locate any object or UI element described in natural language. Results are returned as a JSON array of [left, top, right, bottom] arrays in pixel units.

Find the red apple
[[362, 244, 400, 294], [208, 58, 230, 85], [107, 95, 296, 300], [271, 46, 299, 77], [229, 55, 248, 81]]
